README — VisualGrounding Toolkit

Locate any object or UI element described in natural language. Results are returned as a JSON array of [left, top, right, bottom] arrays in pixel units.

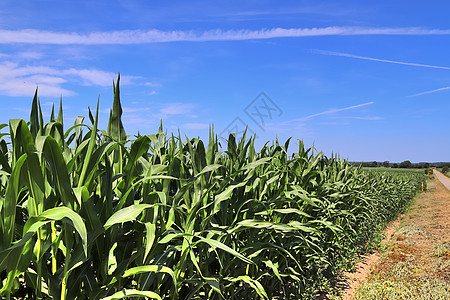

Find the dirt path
[[340, 176, 450, 299], [434, 169, 450, 190], [340, 220, 400, 300]]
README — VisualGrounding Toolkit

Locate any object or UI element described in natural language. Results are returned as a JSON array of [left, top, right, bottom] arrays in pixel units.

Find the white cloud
[[145, 82, 160, 87], [122, 115, 158, 126], [63, 68, 137, 86], [0, 62, 73, 97], [123, 107, 151, 113], [1, 27, 450, 45], [160, 102, 196, 115], [0, 51, 45, 61], [314, 50, 450, 70], [264, 122, 312, 135], [342, 116, 382, 120], [143, 82, 160, 95], [184, 122, 209, 129], [260, 102, 376, 136], [409, 86, 450, 97], [26, 74, 66, 85], [289, 101, 374, 122], [0, 60, 137, 97], [17, 51, 44, 60], [2, 81, 73, 97]]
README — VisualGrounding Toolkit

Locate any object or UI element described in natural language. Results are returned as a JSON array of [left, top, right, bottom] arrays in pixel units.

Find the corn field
[[0, 76, 426, 299]]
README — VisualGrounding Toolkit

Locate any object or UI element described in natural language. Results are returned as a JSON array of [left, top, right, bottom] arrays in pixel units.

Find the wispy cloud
[[264, 122, 313, 136], [317, 50, 450, 98], [314, 50, 450, 70], [289, 101, 375, 122], [160, 103, 196, 115], [123, 107, 151, 113], [145, 82, 161, 87], [0, 62, 72, 97], [215, 6, 360, 20], [64, 68, 137, 86], [1, 27, 450, 44], [184, 122, 209, 130], [343, 116, 382, 120], [0, 51, 44, 60], [409, 86, 450, 97], [16, 51, 44, 60], [0, 61, 137, 97]]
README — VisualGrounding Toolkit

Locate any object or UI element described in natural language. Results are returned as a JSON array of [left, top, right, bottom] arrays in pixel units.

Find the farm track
[[340, 175, 450, 299], [434, 169, 450, 190]]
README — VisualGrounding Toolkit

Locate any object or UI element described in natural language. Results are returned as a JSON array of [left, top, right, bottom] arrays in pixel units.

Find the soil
[[338, 174, 450, 299], [340, 219, 400, 300]]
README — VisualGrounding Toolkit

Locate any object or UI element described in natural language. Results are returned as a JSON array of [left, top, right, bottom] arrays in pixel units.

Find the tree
[[399, 160, 412, 168]]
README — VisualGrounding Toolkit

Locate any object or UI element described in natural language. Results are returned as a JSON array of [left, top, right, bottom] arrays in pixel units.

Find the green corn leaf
[[57, 97, 64, 126], [288, 221, 319, 233], [24, 207, 88, 256], [1, 153, 27, 248], [0, 231, 34, 270], [235, 219, 296, 232], [263, 259, 282, 281], [38, 135, 78, 209], [74, 185, 102, 231], [158, 233, 187, 244], [29, 88, 39, 139], [104, 204, 153, 229], [50, 104, 55, 122], [38, 100, 44, 134], [78, 99, 99, 187], [122, 265, 175, 283], [195, 236, 254, 265], [107, 74, 126, 142], [203, 276, 222, 297], [143, 223, 156, 262], [101, 289, 161, 300], [213, 181, 247, 214], [81, 141, 118, 188], [241, 157, 272, 171], [107, 74, 126, 176], [123, 135, 150, 187], [0, 232, 34, 295], [196, 163, 222, 177], [256, 208, 312, 219], [9, 119, 45, 217], [226, 276, 268, 299]]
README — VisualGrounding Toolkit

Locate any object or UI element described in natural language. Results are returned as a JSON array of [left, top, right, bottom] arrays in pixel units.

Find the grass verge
[[353, 178, 450, 300]]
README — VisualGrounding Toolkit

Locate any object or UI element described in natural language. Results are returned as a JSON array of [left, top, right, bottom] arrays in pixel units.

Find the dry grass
[[353, 178, 450, 299]]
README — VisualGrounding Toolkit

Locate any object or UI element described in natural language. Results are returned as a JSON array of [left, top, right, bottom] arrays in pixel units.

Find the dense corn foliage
[[0, 77, 426, 299]]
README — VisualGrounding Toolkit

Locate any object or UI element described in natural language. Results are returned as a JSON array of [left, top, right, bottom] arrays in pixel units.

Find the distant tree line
[[351, 161, 450, 169]]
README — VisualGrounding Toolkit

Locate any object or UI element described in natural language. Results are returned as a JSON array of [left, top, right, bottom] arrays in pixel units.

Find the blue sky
[[0, 0, 449, 162]]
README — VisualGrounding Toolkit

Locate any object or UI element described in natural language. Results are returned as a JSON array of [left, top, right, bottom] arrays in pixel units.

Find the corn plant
[[0, 75, 426, 299]]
